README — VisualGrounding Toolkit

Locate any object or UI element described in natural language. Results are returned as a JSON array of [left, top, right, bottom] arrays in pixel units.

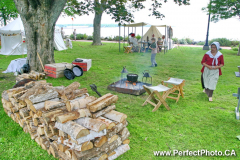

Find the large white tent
[[141, 26, 163, 42], [0, 18, 67, 56]]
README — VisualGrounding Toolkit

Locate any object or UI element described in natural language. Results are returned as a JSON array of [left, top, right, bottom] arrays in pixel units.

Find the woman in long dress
[[201, 42, 224, 101]]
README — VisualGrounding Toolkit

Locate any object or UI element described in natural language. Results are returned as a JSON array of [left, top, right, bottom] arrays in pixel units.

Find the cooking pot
[[72, 65, 83, 77], [64, 67, 75, 80], [127, 73, 138, 82]]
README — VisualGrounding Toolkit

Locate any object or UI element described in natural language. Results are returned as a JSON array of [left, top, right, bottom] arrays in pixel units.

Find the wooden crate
[[44, 62, 73, 78], [72, 59, 92, 71]]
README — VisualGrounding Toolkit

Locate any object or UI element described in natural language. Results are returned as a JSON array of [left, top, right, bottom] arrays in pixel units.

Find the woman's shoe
[[209, 97, 213, 102]]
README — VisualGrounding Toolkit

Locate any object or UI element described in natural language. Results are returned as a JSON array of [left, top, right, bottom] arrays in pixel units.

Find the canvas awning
[[124, 22, 148, 27]]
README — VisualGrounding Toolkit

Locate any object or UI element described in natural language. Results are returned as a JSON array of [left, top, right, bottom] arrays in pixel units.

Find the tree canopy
[[203, 0, 240, 22], [0, 0, 18, 26]]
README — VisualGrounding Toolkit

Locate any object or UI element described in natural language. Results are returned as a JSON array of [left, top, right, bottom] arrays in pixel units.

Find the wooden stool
[[124, 46, 132, 54], [162, 77, 185, 102], [142, 84, 177, 112]]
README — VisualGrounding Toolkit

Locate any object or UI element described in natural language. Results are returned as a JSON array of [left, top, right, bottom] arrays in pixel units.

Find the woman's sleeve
[[220, 55, 224, 66], [201, 54, 207, 64]]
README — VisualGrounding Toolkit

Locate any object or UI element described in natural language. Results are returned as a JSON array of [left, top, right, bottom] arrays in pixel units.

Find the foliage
[[178, 38, 188, 44], [108, 36, 113, 41], [203, 0, 240, 22], [231, 40, 239, 47], [209, 38, 231, 47], [124, 36, 129, 41], [136, 34, 141, 40], [185, 38, 193, 44], [197, 41, 205, 45], [76, 34, 84, 40], [0, 0, 18, 26], [83, 33, 88, 40], [0, 42, 239, 159], [172, 37, 179, 44], [232, 47, 239, 51], [113, 36, 123, 41], [87, 36, 93, 40]]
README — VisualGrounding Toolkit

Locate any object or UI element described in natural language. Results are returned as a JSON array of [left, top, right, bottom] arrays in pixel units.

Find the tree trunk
[[238, 41, 240, 56], [92, 7, 103, 45], [13, 0, 67, 72]]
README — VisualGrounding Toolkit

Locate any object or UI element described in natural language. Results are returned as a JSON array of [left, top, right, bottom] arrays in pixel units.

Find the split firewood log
[[2, 90, 9, 101], [123, 139, 130, 145], [19, 108, 29, 118], [45, 100, 65, 110], [56, 109, 91, 123], [63, 139, 93, 152], [91, 105, 116, 119], [49, 144, 59, 158], [66, 96, 96, 111], [41, 140, 50, 150], [29, 98, 59, 112], [2, 98, 13, 111], [108, 135, 119, 144], [13, 90, 28, 102], [108, 151, 116, 157], [91, 153, 108, 160], [103, 110, 127, 123], [55, 121, 90, 139], [92, 136, 107, 148], [96, 116, 116, 130], [42, 106, 67, 125], [62, 88, 88, 101], [7, 87, 25, 99], [58, 150, 71, 160], [107, 121, 128, 138], [119, 129, 130, 142], [70, 129, 107, 145], [75, 117, 106, 132], [58, 143, 70, 152], [59, 130, 68, 139], [87, 93, 118, 112], [37, 126, 45, 136], [48, 122, 59, 135], [108, 144, 130, 160]]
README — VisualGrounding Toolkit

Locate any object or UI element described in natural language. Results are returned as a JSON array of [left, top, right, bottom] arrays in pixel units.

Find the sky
[[56, 0, 240, 41]]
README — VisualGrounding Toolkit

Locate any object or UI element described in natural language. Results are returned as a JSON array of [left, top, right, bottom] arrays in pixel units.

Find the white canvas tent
[[0, 18, 67, 55], [140, 26, 163, 42]]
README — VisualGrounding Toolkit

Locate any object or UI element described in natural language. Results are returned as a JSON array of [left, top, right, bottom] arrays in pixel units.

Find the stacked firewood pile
[[16, 70, 46, 82], [1, 81, 130, 160]]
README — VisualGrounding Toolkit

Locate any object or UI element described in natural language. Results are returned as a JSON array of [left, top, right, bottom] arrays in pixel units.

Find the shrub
[[83, 33, 88, 40], [232, 47, 239, 51], [185, 38, 193, 44], [209, 38, 231, 46], [124, 36, 129, 41], [231, 40, 239, 47], [70, 34, 74, 40], [172, 37, 179, 44], [197, 41, 205, 45], [113, 36, 123, 41], [108, 36, 113, 41], [178, 38, 188, 45], [76, 34, 84, 40], [87, 36, 93, 40], [136, 34, 141, 40]]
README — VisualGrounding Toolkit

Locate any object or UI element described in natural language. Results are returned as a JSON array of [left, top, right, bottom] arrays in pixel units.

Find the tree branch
[[49, 0, 68, 26]]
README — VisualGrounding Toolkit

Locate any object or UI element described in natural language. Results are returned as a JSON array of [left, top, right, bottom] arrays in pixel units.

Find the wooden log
[[33, 118, 40, 126], [49, 122, 59, 135], [87, 93, 118, 112], [107, 121, 128, 138], [71, 129, 107, 145], [2, 90, 9, 101], [66, 96, 96, 111], [7, 87, 25, 98], [11, 107, 18, 113], [92, 105, 116, 119], [72, 138, 120, 160], [59, 130, 68, 139], [120, 129, 130, 142], [23, 125, 28, 133], [58, 150, 71, 160], [42, 107, 67, 125], [103, 110, 127, 123], [75, 117, 106, 132], [44, 125, 53, 138], [2, 98, 13, 111], [49, 144, 59, 158], [64, 141, 93, 152], [63, 88, 88, 101], [65, 149, 73, 159], [41, 140, 50, 150], [58, 143, 70, 152], [108, 135, 119, 144], [96, 116, 116, 130], [37, 126, 45, 136], [27, 87, 59, 104], [45, 100, 65, 110], [19, 108, 29, 118], [13, 90, 28, 102], [93, 136, 107, 148], [108, 151, 116, 157], [29, 98, 60, 112], [56, 109, 91, 123], [35, 137, 41, 145], [55, 121, 90, 139], [91, 153, 108, 160], [65, 82, 81, 94], [108, 144, 130, 160], [123, 139, 130, 145]]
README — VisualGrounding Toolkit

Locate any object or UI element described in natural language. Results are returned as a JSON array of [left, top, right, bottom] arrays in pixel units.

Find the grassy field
[[0, 41, 240, 160]]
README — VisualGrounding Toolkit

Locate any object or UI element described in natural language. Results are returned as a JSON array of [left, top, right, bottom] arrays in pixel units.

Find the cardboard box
[[44, 62, 73, 78], [72, 58, 92, 71]]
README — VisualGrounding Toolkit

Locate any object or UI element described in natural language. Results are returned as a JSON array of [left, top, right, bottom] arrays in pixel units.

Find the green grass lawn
[[0, 42, 240, 160]]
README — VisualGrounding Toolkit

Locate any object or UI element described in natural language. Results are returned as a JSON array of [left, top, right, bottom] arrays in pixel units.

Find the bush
[[87, 36, 93, 40], [70, 34, 74, 40], [178, 38, 188, 45], [113, 36, 123, 41], [209, 38, 231, 46], [136, 34, 141, 40], [124, 36, 129, 41], [172, 38, 178, 44], [185, 38, 193, 44], [108, 36, 113, 41], [232, 47, 239, 51], [197, 41, 205, 45], [83, 33, 88, 40], [231, 40, 239, 47], [76, 34, 84, 40]]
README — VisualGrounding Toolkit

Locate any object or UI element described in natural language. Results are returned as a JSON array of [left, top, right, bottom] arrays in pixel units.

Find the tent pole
[[119, 23, 121, 52], [141, 23, 143, 50], [128, 27, 129, 45], [124, 25, 125, 48], [164, 26, 166, 54]]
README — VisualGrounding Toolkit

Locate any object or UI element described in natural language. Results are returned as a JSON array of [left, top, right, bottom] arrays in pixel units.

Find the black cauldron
[[127, 73, 138, 82]]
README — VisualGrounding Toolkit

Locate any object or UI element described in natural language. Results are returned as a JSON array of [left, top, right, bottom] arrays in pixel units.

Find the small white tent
[[140, 26, 163, 42], [0, 18, 67, 55]]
